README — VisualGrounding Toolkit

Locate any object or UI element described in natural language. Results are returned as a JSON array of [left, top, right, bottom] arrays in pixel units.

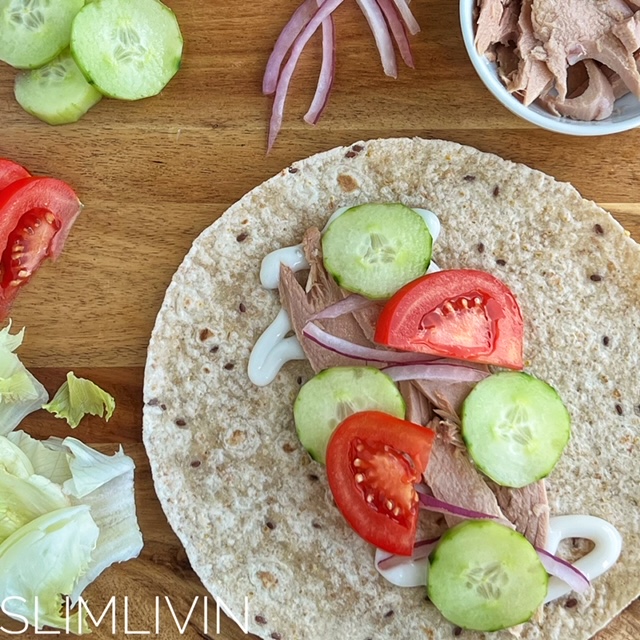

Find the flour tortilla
[[143, 138, 640, 640]]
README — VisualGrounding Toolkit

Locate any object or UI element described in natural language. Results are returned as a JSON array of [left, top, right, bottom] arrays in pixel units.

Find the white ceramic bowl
[[459, 0, 640, 135]]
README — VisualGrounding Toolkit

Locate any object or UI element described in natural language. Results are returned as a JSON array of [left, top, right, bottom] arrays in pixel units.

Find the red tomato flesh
[[0, 159, 30, 192], [374, 269, 524, 369], [326, 411, 435, 556], [0, 177, 82, 319]]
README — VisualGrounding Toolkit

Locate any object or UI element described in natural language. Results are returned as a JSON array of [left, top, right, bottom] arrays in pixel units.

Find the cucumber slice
[[428, 520, 548, 631], [14, 50, 102, 125], [0, 0, 84, 69], [322, 203, 432, 300], [70, 0, 183, 100], [461, 372, 571, 488], [293, 366, 405, 464]]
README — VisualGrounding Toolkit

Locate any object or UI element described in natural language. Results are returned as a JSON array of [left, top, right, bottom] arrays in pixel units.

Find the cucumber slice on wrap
[[428, 520, 548, 632], [15, 50, 102, 125], [70, 0, 183, 100], [293, 366, 405, 464], [0, 0, 84, 69], [322, 203, 433, 299], [462, 372, 571, 488]]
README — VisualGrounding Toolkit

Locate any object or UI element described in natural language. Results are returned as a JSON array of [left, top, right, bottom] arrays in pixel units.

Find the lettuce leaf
[[0, 432, 144, 614], [6, 431, 71, 485], [42, 372, 115, 429], [0, 506, 98, 632], [0, 322, 48, 436], [0, 470, 70, 544]]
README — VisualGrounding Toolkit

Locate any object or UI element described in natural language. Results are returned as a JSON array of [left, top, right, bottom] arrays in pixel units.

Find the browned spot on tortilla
[[147, 398, 159, 406], [337, 174, 358, 192], [594, 223, 604, 235], [255, 615, 267, 625], [257, 571, 278, 589], [176, 419, 187, 427], [199, 328, 213, 341], [190, 460, 201, 468], [224, 362, 235, 370], [236, 232, 248, 243], [229, 430, 246, 446], [493, 185, 500, 197], [345, 151, 357, 159], [463, 175, 476, 182], [282, 442, 296, 453], [203, 367, 210, 374]]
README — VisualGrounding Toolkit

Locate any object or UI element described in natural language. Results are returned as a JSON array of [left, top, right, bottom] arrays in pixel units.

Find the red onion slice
[[355, 0, 398, 78], [536, 548, 591, 594], [268, 0, 345, 152], [302, 321, 440, 364], [383, 363, 490, 384], [419, 493, 506, 523], [263, 0, 318, 95], [376, 537, 440, 570], [309, 294, 378, 321], [304, 3, 337, 124], [392, 0, 421, 35], [376, 0, 414, 68]]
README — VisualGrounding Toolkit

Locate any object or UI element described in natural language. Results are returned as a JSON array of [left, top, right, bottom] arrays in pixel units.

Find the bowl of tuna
[[460, 0, 640, 135]]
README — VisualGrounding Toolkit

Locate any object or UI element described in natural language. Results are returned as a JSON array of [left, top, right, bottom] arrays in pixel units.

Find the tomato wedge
[[0, 177, 82, 319], [375, 269, 524, 369], [0, 159, 30, 192], [326, 411, 435, 556]]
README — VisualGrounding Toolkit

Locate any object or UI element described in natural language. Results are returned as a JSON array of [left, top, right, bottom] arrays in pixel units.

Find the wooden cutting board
[[0, 0, 638, 638]]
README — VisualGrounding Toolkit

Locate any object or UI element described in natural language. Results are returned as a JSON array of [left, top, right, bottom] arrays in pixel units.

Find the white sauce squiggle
[[247, 308, 305, 386], [251, 206, 441, 385], [374, 515, 622, 602]]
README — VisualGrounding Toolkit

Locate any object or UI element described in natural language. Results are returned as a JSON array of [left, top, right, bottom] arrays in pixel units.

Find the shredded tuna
[[399, 380, 433, 426], [543, 60, 615, 120], [278, 228, 375, 372], [424, 435, 512, 528], [488, 479, 550, 548], [476, 0, 640, 119]]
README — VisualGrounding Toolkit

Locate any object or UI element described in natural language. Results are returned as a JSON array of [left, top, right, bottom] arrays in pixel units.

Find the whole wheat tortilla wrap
[[143, 138, 640, 640]]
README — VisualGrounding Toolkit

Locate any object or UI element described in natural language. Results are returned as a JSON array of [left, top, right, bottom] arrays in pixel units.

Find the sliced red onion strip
[[376, 0, 414, 68], [392, 0, 421, 35], [383, 363, 490, 384], [309, 294, 377, 321], [302, 321, 440, 364], [304, 2, 337, 124], [419, 493, 503, 522], [536, 548, 591, 593], [263, 0, 317, 95], [268, 0, 345, 152], [355, 0, 398, 78], [377, 537, 440, 570]]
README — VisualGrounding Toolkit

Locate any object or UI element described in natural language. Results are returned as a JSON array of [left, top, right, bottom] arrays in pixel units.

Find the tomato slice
[[0, 177, 82, 319], [374, 269, 524, 369], [326, 411, 435, 556], [0, 159, 30, 193]]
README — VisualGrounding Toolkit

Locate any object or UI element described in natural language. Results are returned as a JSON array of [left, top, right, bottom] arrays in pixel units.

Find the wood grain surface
[[0, 0, 638, 638]]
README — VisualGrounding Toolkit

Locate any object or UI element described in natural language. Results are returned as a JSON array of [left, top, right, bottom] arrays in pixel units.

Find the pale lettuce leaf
[[0, 323, 48, 436], [0, 431, 144, 612], [42, 372, 115, 429], [61, 437, 133, 498], [0, 505, 98, 632], [6, 431, 71, 485], [0, 470, 70, 543], [0, 436, 34, 478], [0, 320, 25, 353]]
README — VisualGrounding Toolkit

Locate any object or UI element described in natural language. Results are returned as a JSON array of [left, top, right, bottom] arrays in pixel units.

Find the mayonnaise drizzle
[[374, 515, 622, 601], [250, 206, 442, 385], [248, 308, 306, 386], [543, 514, 622, 603]]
